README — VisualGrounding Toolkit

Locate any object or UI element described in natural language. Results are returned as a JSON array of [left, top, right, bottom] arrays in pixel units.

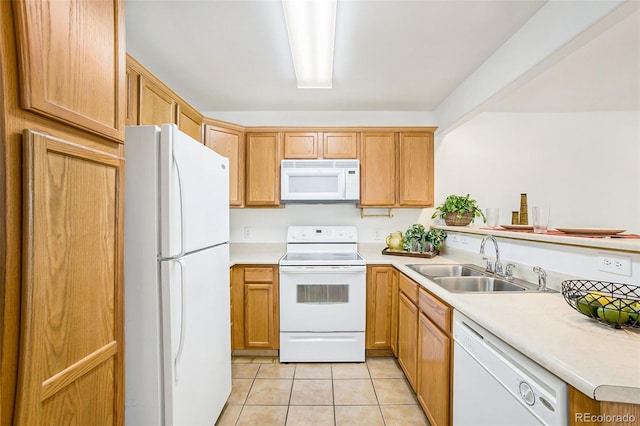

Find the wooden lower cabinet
[[15, 130, 125, 425], [231, 265, 279, 350], [569, 386, 640, 426], [393, 272, 453, 425], [417, 311, 451, 426], [397, 286, 419, 390], [365, 266, 397, 352]]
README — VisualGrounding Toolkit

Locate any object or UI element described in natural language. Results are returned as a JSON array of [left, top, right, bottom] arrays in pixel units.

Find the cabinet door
[[243, 267, 279, 349], [125, 65, 140, 126], [15, 130, 124, 425], [323, 132, 358, 159], [204, 124, 245, 207], [417, 312, 451, 426], [283, 132, 318, 158], [360, 132, 396, 206], [389, 269, 399, 357], [366, 266, 395, 350], [397, 292, 418, 391], [230, 267, 245, 350], [177, 101, 203, 143], [245, 133, 281, 207], [399, 132, 434, 206], [244, 284, 276, 348], [13, 0, 125, 141], [139, 75, 176, 126]]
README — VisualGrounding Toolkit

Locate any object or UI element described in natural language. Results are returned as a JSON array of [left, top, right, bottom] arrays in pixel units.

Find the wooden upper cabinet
[[399, 132, 434, 207], [204, 123, 245, 207], [245, 133, 281, 207], [13, 0, 125, 142], [15, 130, 125, 425], [139, 75, 176, 127], [323, 132, 358, 158], [360, 130, 435, 208], [125, 65, 140, 126], [282, 131, 358, 159], [360, 132, 397, 206], [177, 101, 203, 143], [283, 132, 318, 159]]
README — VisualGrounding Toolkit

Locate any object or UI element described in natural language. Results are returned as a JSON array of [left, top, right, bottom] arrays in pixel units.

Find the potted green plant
[[403, 224, 427, 252], [432, 194, 486, 226], [403, 224, 447, 253], [426, 228, 447, 251]]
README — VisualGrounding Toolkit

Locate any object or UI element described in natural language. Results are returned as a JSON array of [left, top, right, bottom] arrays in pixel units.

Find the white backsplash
[[443, 231, 640, 287], [230, 204, 434, 244]]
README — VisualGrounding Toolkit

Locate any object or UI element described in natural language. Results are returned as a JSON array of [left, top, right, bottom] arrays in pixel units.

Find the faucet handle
[[533, 266, 548, 291], [482, 257, 493, 273], [505, 263, 515, 280]]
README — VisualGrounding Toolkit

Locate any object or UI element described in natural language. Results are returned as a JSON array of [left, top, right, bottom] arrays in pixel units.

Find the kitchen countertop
[[230, 242, 640, 404], [433, 224, 640, 254], [230, 243, 286, 265]]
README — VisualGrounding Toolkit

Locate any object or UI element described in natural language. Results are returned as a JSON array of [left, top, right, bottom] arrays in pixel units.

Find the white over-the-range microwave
[[280, 159, 360, 203]]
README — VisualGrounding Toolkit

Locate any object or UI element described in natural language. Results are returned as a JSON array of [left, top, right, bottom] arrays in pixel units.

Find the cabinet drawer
[[419, 288, 451, 333], [399, 273, 419, 304], [244, 267, 274, 283]]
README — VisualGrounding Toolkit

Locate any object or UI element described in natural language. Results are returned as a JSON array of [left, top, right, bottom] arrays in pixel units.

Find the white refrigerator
[[124, 124, 231, 425]]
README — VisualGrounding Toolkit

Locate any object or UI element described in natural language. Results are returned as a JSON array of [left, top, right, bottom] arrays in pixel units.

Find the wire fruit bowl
[[562, 280, 640, 329]]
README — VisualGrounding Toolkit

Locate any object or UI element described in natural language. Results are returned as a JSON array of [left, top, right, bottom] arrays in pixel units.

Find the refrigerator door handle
[[174, 259, 186, 383], [173, 155, 187, 259]]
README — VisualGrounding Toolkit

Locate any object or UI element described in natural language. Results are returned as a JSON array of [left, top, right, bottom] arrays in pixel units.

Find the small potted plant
[[426, 228, 447, 252], [432, 194, 486, 226], [403, 224, 428, 252], [403, 224, 447, 253]]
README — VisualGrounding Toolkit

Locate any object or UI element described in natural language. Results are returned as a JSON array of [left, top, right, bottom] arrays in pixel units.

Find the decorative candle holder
[[519, 193, 528, 225]]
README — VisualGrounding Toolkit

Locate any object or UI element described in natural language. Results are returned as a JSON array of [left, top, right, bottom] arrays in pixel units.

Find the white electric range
[[279, 226, 366, 362]]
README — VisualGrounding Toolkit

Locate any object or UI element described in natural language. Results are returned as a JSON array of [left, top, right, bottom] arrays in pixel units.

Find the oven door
[[279, 265, 366, 332]]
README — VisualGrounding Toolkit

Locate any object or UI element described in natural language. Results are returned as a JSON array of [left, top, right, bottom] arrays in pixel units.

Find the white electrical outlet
[[374, 229, 382, 241], [244, 226, 251, 239], [597, 253, 632, 276]]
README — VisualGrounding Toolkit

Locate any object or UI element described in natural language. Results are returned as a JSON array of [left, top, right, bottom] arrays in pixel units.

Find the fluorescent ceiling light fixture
[[282, 0, 337, 88]]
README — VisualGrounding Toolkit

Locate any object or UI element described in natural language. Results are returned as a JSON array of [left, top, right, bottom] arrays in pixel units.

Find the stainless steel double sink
[[406, 264, 547, 293]]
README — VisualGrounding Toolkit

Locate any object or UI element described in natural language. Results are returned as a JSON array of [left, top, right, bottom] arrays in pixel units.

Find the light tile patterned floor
[[215, 357, 429, 426]]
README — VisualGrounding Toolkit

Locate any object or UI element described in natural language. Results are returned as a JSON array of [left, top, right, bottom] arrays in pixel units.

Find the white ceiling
[[125, 0, 639, 115]]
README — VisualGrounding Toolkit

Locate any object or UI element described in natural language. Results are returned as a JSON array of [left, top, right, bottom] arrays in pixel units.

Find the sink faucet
[[479, 235, 503, 276], [533, 266, 548, 292]]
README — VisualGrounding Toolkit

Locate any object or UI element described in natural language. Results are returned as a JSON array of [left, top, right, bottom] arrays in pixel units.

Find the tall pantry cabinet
[[0, 1, 125, 425]]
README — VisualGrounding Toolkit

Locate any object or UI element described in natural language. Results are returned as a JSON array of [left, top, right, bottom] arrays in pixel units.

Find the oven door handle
[[280, 265, 366, 274]]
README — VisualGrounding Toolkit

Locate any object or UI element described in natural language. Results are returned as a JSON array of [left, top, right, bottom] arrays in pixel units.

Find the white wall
[[435, 111, 640, 233], [230, 204, 429, 244]]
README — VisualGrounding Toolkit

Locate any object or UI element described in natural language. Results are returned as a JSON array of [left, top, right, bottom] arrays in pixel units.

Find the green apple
[[626, 302, 640, 325], [597, 305, 630, 325], [576, 296, 600, 317]]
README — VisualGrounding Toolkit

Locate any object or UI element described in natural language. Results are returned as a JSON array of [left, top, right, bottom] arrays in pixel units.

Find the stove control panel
[[287, 226, 357, 243]]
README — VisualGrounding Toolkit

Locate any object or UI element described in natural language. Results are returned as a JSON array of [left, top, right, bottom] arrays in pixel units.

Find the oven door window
[[297, 284, 349, 304]]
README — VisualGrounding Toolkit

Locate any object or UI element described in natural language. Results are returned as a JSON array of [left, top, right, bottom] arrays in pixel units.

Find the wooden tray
[[381, 247, 439, 258]]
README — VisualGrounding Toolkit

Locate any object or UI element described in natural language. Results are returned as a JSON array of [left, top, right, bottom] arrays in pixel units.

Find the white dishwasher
[[453, 311, 568, 426]]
